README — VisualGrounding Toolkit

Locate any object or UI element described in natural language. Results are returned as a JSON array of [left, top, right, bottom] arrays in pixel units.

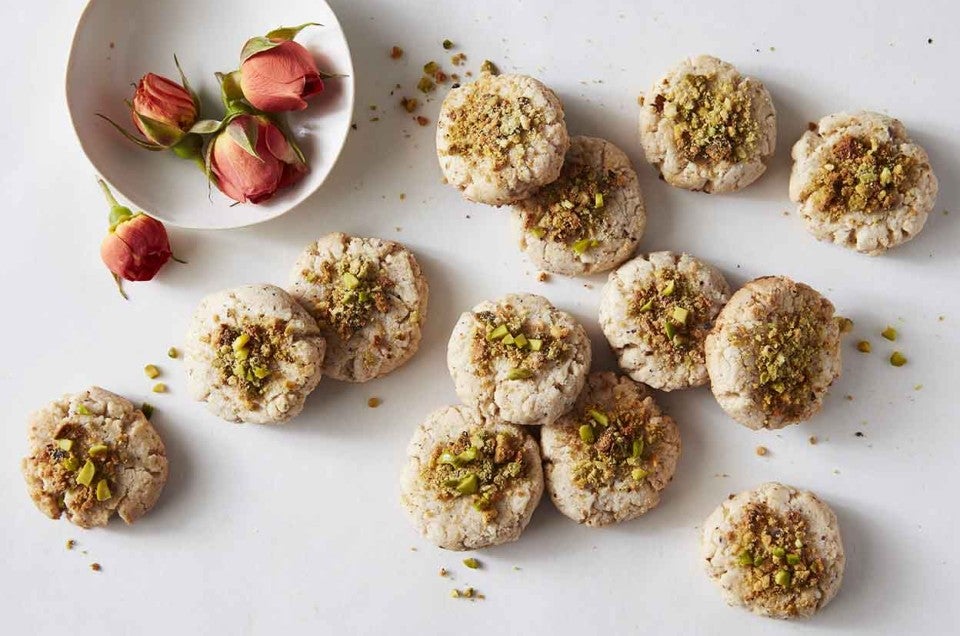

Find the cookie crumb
[[90, 563, 102, 572], [399, 193, 406, 201], [537, 271, 550, 283], [65, 539, 75, 550], [855, 431, 865, 438], [439, 567, 448, 577], [808, 435, 818, 445], [390, 45, 403, 59], [415, 115, 429, 126], [845, 394, 854, 401], [755, 445, 768, 456], [914, 384, 923, 391], [367, 397, 382, 408]]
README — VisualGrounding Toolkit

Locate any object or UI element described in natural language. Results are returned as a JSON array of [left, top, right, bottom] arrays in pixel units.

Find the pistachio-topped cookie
[[288, 233, 428, 382], [510, 136, 646, 276], [437, 73, 569, 205], [447, 293, 591, 426], [638, 55, 776, 193], [705, 276, 841, 430], [600, 252, 730, 391], [789, 111, 938, 255], [21, 387, 168, 528], [184, 284, 326, 424], [541, 372, 680, 526], [701, 482, 845, 619], [400, 405, 543, 550]]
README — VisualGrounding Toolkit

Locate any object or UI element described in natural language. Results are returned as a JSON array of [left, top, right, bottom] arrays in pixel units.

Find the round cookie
[[184, 284, 326, 424], [437, 73, 569, 205], [21, 387, 168, 528], [638, 54, 776, 193], [400, 405, 543, 550], [540, 372, 681, 526], [705, 276, 841, 430], [599, 252, 730, 391], [447, 293, 591, 426], [510, 136, 646, 276], [288, 233, 428, 382], [789, 111, 938, 255], [701, 482, 845, 619]]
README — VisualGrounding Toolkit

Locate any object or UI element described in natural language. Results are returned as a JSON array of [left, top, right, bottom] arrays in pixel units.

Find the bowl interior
[[66, 0, 354, 229]]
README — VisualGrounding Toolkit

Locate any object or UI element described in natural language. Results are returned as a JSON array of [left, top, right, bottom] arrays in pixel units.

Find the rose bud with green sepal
[[208, 113, 307, 204], [97, 179, 181, 298], [237, 23, 331, 112]]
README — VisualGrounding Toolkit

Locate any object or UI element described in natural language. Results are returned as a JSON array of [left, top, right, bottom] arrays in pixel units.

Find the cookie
[[184, 284, 325, 424], [599, 252, 730, 391], [789, 111, 938, 255], [21, 387, 168, 528], [437, 73, 569, 205], [705, 276, 841, 429], [540, 372, 680, 526], [400, 405, 543, 550], [638, 54, 776, 193], [701, 482, 845, 619], [447, 293, 591, 426], [288, 233, 428, 382], [510, 136, 646, 276]]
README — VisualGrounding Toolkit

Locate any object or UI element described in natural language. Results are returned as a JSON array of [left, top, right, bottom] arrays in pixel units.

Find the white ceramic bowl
[[66, 0, 355, 229]]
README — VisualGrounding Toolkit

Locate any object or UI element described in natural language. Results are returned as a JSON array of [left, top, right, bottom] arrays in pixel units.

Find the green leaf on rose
[[265, 22, 322, 42], [265, 113, 307, 164], [173, 54, 201, 115], [188, 119, 223, 135], [95, 114, 166, 151], [239, 23, 321, 63], [227, 117, 260, 160], [134, 112, 185, 147], [215, 70, 245, 110]]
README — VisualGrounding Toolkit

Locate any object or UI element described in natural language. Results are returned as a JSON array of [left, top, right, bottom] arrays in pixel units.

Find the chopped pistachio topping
[[87, 444, 108, 457], [807, 135, 919, 217], [423, 61, 440, 75], [76, 404, 91, 416], [442, 39, 454, 50], [659, 72, 760, 165], [881, 326, 897, 341], [306, 258, 393, 341], [520, 151, 628, 250], [57, 438, 74, 452], [144, 364, 160, 379], [76, 459, 96, 487], [472, 306, 571, 380], [62, 456, 80, 471], [444, 81, 544, 170], [463, 557, 481, 569], [480, 59, 499, 75], [890, 351, 907, 367], [424, 429, 527, 522], [152, 383, 167, 393], [856, 340, 872, 353], [213, 320, 290, 404], [730, 502, 825, 613], [836, 317, 854, 334], [628, 269, 712, 360], [733, 307, 824, 419], [95, 479, 112, 501], [571, 397, 666, 492], [167, 347, 179, 359]]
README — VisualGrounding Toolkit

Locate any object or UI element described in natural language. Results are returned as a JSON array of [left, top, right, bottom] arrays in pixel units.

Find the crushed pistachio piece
[[528, 338, 543, 352], [417, 76, 435, 93], [443, 39, 454, 49], [881, 326, 897, 341], [341, 272, 360, 289], [660, 280, 675, 297], [836, 317, 854, 334], [455, 473, 479, 495], [578, 424, 596, 444], [737, 550, 753, 566], [672, 306, 690, 325], [480, 59, 499, 75], [514, 333, 529, 349], [890, 351, 907, 367], [507, 368, 533, 380], [62, 457, 80, 471], [594, 192, 604, 208], [631, 467, 649, 481], [144, 364, 160, 379], [664, 320, 677, 340], [76, 404, 91, 416], [637, 298, 654, 313], [152, 383, 167, 393], [856, 340, 872, 353], [588, 409, 609, 427], [95, 479, 112, 501], [487, 324, 509, 341], [167, 347, 179, 359], [463, 557, 481, 569], [87, 444, 108, 457], [76, 460, 96, 487], [56, 438, 74, 452], [571, 238, 599, 255], [774, 569, 792, 587]]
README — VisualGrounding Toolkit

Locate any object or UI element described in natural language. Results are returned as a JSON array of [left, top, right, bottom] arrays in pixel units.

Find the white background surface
[[2, 1, 958, 634]]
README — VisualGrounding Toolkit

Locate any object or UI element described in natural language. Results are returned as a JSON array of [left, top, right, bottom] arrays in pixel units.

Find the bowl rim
[[64, 0, 356, 230]]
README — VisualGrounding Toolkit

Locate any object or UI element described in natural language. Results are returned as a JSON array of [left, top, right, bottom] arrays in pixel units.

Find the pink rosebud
[[239, 41, 324, 112], [210, 115, 307, 204], [97, 180, 173, 291], [131, 73, 198, 146]]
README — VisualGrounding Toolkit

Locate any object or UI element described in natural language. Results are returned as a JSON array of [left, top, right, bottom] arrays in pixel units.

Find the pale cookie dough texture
[[638, 54, 776, 193], [288, 233, 429, 382], [21, 387, 168, 528], [599, 252, 730, 391], [437, 73, 570, 205], [541, 372, 681, 526], [511, 136, 646, 276], [185, 284, 326, 424], [701, 482, 845, 619], [447, 293, 591, 426], [789, 110, 938, 255], [705, 276, 841, 430], [400, 405, 544, 550]]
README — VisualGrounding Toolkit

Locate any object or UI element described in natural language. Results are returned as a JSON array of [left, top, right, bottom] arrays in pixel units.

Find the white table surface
[[3, 1, 958, 634]]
